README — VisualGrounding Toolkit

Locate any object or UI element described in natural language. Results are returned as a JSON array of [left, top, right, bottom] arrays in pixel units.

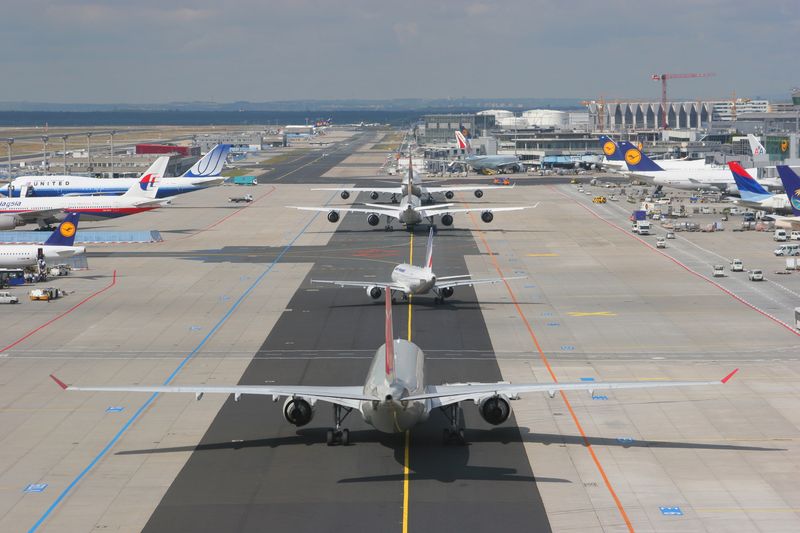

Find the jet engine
[[370, 191, 380, 200], [481, 211, 494, 223], [367, 286, 382, 299], [367, 213, 380, 226], [340, 191, 350, 200], [441, 287, 454, 299], [283, 397, 314, 426], [444, 191, 454, 200], [441, 214, 454, 226], [0, 215, 19, 230], [479, 395, 511, 425], [327, 210, 340, 223], [473, 189, 484, 198]]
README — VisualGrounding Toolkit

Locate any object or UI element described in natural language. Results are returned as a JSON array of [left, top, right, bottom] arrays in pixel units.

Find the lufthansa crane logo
[[781, 139, 789, 153], [792, 189, 800, 211], [624, 148, 642, 166], [602, 141, 616, 156], [59, 221, 76, 238]]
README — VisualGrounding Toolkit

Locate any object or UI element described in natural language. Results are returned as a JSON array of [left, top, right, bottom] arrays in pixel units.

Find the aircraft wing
[[50, 375, 371, 410], [435, 275, 526, 290], [312, 279, 407, 292], [421, 184, 514, 194], [419, 203, 537, 217], [406, 369, 738, 409], [11, 208, 65, 224], [310, 187, 402, 195], [288, 205, 401, 218], [762, 214, 800, 227]]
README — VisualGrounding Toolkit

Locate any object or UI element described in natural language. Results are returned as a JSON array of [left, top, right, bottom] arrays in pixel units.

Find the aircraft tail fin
[[43, 212, 80, 246], [599, 135, 624, 161], [123, 156, 168, 199], [424, 226, 434, 271], [455, 130, 473, 155], [384, 293, 395, 380], [777, 165, 800, 216], [181, 144, 231, 177], [747, 134, 767, 157], [616, 141, 664, 172], [728, 162, 771, 201]]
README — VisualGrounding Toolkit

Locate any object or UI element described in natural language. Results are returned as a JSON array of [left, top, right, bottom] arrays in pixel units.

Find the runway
[[141, 201, 552, 533]]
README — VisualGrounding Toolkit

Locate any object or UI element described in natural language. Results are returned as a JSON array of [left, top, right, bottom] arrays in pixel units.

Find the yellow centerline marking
[[526, 253, 559, 257], [567, 311, 617, 317], [402, 231, 413, 533]]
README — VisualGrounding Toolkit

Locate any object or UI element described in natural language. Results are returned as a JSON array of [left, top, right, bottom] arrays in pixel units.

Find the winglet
[[721, 368, 739, 384], [49, 374, 68, 390], [384, 293, 395, 379]]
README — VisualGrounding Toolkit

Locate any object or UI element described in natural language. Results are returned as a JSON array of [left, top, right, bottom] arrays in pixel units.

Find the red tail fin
[[385, 293, 395, 378]]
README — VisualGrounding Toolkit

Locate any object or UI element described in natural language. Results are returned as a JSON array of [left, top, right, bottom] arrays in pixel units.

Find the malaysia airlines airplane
[[312, 227, 525, 302], [0, 144, 230, 199], [0, 212, 84, 267], [312, 155, 512, 203], [451, 131, 522, 174], [51, 295, 739, 445], [0, 157, 167, 229]]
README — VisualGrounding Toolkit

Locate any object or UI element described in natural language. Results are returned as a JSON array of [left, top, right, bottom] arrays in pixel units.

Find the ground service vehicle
[[656, 237, 666, 248], [592, 196, 606, 204], [713, 265, 725, 277], [775, 229, 788, 241], [748, 269, 764, 281], [731, 259, 744, 272], [0, 291, 19, 304], [229, 194, 254, 203], [774, 243, 800, 256]]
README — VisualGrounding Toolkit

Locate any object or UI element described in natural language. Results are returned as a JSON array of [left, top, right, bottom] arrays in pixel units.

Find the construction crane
[[651, 72, 716, 129]]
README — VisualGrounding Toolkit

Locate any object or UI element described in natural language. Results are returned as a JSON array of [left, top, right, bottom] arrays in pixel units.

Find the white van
[[791, 231, 800, 241], [774, 229, 788, 242], [774, 243, 800, 256]]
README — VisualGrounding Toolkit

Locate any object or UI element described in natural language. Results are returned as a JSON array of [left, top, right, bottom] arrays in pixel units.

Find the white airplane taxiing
[[0, 212, 84, 267], [0, 157, 167, 229], [51, 295, 739, 445], [312, 227, 525, 303]]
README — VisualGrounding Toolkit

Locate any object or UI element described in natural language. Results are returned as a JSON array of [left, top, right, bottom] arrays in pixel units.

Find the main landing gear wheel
[[441, 403, 466, 445], [327, 404, 353, 446]]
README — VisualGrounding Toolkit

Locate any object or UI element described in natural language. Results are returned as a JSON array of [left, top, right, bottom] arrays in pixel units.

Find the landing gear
[[385, 223, 394, 232], [441, 402, 466, 445], [391, 194, 399, 204], [327, 404, 353, 446]]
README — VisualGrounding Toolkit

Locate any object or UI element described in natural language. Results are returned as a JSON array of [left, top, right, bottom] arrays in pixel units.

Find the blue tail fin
[[181, 144, 231, 178], [599, 135, 624, 161], [777, 166, 800, 216], [44, 213, 80, 246], [616, 141, 664, 172], [728, 162, 771, 202]]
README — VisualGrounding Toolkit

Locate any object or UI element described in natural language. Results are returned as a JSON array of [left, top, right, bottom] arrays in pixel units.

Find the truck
[[632, 220, 652, 235], [0, 291, 19, 304], [228, 194, 254, 203], [231, 175, 257, 186]]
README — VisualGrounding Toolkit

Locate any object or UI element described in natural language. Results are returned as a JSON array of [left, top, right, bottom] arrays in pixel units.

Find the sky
[[1, 0, 797, 104]]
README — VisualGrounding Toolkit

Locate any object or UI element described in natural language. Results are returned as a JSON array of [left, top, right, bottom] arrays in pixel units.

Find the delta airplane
[[51, 295, 739, 445], [312, 155, 513, 204], [0, 157, 166, 229], [0, 144, 230, 199], [451, 131, 522, 174], [728, 162, 790, 213], [0, 212, 84, 267], [616, 140, 779, 193], [312, 227, 524, 303], [289, 190, 533, 230]]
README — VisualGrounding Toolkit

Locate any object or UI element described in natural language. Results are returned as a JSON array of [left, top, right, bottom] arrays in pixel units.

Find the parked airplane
[[450, 131, 522, 174], [1, 144, 230, 199], [747, 134, 767, 157], [766, 165, 800, 229], [0, 212, 84, 267], [312, 155, 512, 203], [599, 136, 707, 171], [728, 162, 790, 213], [50, 295, 739, 445], [312, 227, 524, 302], [0, 157, 166, 229], [617, 140, 778, 193]]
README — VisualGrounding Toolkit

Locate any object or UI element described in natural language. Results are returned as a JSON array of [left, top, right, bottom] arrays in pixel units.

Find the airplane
[[764, 165, 800, 229], [0, 144, 230, 199], [728, 162, 790, 213], [0, 157, 166, 230], [312, 227, 525, 303], [450, 131, 522, 174], [616, 140, 779, 194], [288, 190, 534, 230], [50, 295, 740, 445], [312, 155, 513, 204], [0, 212, 84, 267], [599, 136, 707, 172], [747, 134, 767, 157]]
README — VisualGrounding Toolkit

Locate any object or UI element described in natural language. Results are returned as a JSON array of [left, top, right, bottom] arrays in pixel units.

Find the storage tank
[[477, 109, 514, 120], [496, 116, 529, 129], [522, 109, 568, 128]]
